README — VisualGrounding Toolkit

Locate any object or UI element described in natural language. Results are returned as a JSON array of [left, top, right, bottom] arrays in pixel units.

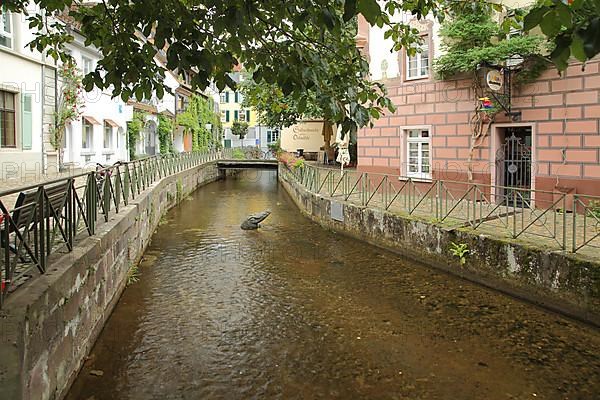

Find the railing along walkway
[[283, 164, 600, 262], [0, 150, 232, 307]]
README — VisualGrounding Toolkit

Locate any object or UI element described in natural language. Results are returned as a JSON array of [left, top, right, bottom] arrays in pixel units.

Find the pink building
[[357, 17, 600, 203]]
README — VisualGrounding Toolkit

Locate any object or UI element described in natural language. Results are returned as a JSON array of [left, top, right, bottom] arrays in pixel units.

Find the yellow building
[[219, 89, 258, 129]]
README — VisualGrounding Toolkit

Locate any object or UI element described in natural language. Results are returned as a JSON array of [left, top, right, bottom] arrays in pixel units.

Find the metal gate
[[496, 128, 532, 207]]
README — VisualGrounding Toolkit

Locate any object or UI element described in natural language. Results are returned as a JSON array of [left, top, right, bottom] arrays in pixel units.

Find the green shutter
[[225, 92, 229, 103], [234, 110, 238, 121], [225, 110, 230, 122], [234, 92, 239, 103], [22, 94, 32, 150], [246, 110, 250, 122]]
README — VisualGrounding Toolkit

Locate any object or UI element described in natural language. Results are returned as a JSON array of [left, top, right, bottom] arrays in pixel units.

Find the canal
[[66, 170, 600, 400]]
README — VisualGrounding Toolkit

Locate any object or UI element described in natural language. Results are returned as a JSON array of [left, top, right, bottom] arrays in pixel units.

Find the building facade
[[359, 14, 600, 201], [0, 3, 57, 180], [219, 70, 277, 150]]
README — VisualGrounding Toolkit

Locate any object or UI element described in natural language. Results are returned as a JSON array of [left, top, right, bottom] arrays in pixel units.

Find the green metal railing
[[0, 149, 232, 307], [283, 163, 600, 256]]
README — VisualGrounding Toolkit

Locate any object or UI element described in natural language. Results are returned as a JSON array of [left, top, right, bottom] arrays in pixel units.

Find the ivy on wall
[[127, 111, 147, 160], [158, 114, 174, 154], [176, 95, 220, 152]]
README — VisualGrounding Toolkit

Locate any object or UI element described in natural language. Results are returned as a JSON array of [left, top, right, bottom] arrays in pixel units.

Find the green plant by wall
[[158, 114, 174, 154], [232, 148, 245, 160], [449, 242, 469, 266], [50, 62, 84, 167], [127, 111, 147, 160], [176, 94, 220, 152], [433, 2, 547, 181], [127, 263, 140, 285]]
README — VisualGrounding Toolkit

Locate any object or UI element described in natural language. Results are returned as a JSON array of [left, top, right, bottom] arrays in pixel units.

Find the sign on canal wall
[[0, 162, 226, 400], [279, 165, 600, 327]]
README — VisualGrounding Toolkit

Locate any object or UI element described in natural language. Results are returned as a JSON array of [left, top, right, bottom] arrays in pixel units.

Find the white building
[[0, 3, 57, 180], [61, 26, 132, 168]]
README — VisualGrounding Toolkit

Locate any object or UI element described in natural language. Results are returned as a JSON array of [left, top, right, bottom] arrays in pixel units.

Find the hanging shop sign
[[486, 69, 504, 91]]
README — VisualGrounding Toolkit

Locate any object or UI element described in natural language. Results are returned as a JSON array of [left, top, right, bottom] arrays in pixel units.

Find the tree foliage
[[240, 75, 322, 129], [524, 0, 600, 70], [231, 121, 249, 140], [3, 0, 597, 141]]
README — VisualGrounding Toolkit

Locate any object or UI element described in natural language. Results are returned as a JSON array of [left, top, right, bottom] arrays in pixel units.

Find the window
[[220, 110, 227, 122], [406, 129, 430, 178], [82, 121, 93, 150], [235, 92, 243, 103], [266, 129, 279, 143], [0, 8, 12, 48], [82, 56, 93, 75], [238, 110, 246, 122], [220, 92, 227, 103], [0, 90, 16, 148], [103, 123, 113, 149], [406, 37, 429, 79]]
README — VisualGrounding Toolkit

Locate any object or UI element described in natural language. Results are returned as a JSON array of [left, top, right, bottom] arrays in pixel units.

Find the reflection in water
[[67, 170, 600, 400]]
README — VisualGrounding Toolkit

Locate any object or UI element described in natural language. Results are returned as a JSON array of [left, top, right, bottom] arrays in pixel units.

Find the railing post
[[103, 175, 111, 222], [124, 164, 131, 203], [37, 187, 46, 272], [562, 194, 567, 251], [86, 173, 96, 235], [572, 194, 578, 252], [512, 192, 517, 238], [436, 180, 441, 221]]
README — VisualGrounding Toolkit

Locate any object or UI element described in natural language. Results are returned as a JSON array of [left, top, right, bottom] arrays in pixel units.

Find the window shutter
[[234, 92, 239, 103], [234, 110, 238, 121], [225, 110, 230, 122], [246, 110, 250, 122], [225, 92, 229, 103], [22, 94, 32, 150]]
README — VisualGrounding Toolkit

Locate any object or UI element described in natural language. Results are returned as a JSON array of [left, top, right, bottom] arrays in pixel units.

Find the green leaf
[[343, 0, 357, 22], [571, 34, 586, 62], [523, 7, 547, 31], [357, 0, 381, 25]]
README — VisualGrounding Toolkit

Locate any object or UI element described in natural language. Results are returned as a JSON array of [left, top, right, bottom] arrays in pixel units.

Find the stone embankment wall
[[279, 165, 600, 327], [0, 162, 225, 400]]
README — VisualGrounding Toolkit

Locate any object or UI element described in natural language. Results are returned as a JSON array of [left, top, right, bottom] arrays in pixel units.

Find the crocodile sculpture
[[240, 210, 271, 230]]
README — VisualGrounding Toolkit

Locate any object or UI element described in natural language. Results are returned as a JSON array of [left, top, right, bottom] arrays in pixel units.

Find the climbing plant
[[433, 2, 547, 180], [127, 111, 147, 160], [158, 114, 174, 154], [50, 61, 84, 167], [176, 95, 219, 152]]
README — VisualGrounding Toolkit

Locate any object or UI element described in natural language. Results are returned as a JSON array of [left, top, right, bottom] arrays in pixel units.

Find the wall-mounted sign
[[486, 70, 503, 92]]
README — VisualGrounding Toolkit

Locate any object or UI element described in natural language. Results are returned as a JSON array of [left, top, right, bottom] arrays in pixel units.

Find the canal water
[[67, 170, 599, 400]]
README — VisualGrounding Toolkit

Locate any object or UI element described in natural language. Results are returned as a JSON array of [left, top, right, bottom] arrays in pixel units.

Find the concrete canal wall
[[0, 162, 225, 400], [279, 165, 600, 327]]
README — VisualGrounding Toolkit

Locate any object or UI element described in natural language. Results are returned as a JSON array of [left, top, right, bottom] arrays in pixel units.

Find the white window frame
[[405, 128, 431, 179], [266, 129, 279, 143], [220, 92, 227, 103], [406, 36, 429, 80], [0, 8, 12, 49], [82, 121, 94, 150], [103, 123, 113, 149], [82, 56, 94, 75]]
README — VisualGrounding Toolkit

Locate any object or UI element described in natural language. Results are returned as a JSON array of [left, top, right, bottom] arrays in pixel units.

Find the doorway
[[495, 126, 532, 207]]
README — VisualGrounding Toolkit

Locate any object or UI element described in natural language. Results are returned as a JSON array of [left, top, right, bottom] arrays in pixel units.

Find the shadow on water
[[66, 170, 600, 400]]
